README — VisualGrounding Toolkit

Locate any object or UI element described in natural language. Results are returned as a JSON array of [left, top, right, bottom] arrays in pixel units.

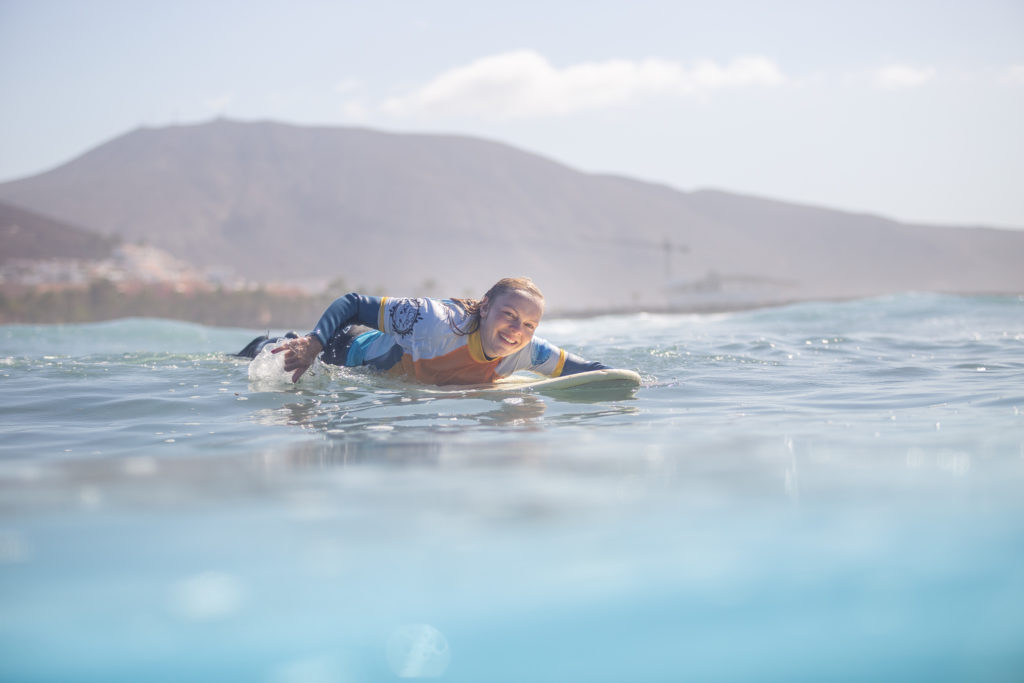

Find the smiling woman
[[236, 277, 609, 385]]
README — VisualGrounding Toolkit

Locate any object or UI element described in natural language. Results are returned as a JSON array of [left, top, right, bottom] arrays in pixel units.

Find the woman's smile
[[479, 291, 544, 359]]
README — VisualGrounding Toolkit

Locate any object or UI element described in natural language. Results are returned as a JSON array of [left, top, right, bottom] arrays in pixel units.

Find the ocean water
[[1, 293, 1022, 682]]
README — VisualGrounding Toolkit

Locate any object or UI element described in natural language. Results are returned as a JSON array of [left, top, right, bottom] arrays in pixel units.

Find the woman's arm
[[527, 337, 609, 377], [560, 352, 609, 376], [273, 292, 383, 382], [308, 292, 384, 347]]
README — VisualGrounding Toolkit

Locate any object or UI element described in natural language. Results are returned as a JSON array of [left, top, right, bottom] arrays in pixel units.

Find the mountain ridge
[[0, 200, 119, 263], [1, 119, 1021, 311]]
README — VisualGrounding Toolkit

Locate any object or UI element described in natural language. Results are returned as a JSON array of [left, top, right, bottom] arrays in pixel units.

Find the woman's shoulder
[[381, 296, 470, 336], [527, 335, 561, 364]]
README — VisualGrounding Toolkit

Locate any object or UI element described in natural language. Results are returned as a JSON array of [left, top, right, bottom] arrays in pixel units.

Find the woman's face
[[478, 290, 544, 359]]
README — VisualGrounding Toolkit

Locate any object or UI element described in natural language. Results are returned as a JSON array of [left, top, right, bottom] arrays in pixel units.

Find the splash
[[247, 346, 330, 389]]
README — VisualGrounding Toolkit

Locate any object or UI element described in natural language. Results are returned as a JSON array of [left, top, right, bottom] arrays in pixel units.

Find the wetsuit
[[239, 293, 607, 385]]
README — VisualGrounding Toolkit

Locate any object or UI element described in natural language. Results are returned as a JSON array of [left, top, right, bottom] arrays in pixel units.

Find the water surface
[[1, 294, 1022, 681]]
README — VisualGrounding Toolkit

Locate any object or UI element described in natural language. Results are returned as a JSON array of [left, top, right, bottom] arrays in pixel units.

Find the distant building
[[668, 270, 800, 309], [0, 243, 246, 293]]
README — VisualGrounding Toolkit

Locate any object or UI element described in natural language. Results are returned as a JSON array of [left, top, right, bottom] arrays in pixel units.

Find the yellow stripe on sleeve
[[378, 296, 389, 331], [552, 349, 567, 377]]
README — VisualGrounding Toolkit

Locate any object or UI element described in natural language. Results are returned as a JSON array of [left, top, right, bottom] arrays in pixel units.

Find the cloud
[[205, 92, 234, 114], [202, 94, 231, 112], [873, 64, 936, 90], [341, 99, 371, 121], [334, 78, 362, 95], [379, 50, 788, 118], [335, 79, 372, 120], [1003, 64, 1024, 85]]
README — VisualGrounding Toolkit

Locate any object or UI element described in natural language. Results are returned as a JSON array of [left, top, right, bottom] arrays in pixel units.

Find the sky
[[1, 0, 1023, 228]]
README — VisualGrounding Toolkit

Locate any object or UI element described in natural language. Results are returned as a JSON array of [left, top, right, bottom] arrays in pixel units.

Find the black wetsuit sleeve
[[309, 293, 382, 348], [561, 352, 609, 376]]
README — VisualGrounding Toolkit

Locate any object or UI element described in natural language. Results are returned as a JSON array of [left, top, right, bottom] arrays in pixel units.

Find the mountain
[[0, 119, 1021, 312], [0, 200, 118, 263]]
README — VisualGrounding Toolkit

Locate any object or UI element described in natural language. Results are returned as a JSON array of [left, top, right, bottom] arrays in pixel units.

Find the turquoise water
[[1, 294, 1023, 682]]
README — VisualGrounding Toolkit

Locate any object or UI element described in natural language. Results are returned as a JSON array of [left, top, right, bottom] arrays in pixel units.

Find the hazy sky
[[1, 0, 1022, 227]]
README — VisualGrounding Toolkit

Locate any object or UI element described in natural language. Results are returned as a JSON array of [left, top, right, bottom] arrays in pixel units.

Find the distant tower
[[661, 235, 688, 281]]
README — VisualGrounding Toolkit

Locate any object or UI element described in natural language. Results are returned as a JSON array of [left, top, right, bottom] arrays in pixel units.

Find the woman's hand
[[271, 335, 324, 383]]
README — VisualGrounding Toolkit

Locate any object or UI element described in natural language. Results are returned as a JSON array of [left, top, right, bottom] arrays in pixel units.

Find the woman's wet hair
[[450, 277, 544, 336]]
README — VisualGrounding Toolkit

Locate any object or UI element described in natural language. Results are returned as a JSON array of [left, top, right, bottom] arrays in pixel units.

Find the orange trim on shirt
[[398, 343, 501, 385]]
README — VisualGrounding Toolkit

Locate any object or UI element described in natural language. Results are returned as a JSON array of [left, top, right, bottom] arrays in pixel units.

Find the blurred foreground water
[[1, 294, 1022, 681]]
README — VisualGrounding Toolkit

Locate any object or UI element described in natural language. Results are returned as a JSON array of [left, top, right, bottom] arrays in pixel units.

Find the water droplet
[[0, 530, 30, 564], [386, 624, 451, 678], [169, 571, 245, 621]]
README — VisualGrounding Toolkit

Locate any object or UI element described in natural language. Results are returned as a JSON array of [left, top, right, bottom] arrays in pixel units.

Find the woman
[[241, 277, 607, 385]]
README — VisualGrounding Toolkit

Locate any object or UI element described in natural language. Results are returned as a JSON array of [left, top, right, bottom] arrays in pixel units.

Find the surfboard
[[414, 368, 640, 402], [247, 346, 640, 397], [482, 368, 642, 395]]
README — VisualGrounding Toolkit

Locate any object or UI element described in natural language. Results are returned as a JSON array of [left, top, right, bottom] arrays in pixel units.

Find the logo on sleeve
[[531, 338, 553, 365], [389, 298, 424, 337]]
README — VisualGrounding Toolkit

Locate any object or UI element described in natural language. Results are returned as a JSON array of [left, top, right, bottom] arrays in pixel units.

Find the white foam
[[248, 346, 329, 389]]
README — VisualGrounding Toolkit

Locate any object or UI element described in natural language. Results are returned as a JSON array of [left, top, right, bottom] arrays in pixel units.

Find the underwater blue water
[[1, 293, 1022, 682]]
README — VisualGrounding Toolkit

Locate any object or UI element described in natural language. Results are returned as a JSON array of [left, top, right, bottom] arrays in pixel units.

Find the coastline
[[549, 289, 1024, 320], [3, 281, 1021, 328]]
